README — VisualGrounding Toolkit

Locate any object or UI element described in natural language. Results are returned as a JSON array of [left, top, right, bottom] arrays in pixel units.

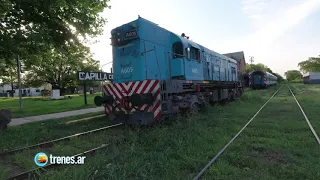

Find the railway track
[[0, 123, 123, 157], [1, 123, 124, 180], [287, 85, 320, 144], [6, 144, 111, 180], [192, 84, 319, 180]]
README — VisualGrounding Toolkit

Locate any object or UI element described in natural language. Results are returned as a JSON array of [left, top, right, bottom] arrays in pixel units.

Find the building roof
[[303, 72, 320, 77], [222, 51, 246, 63]]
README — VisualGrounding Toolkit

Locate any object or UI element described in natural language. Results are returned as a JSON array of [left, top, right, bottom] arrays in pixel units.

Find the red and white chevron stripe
[[264, 74, 267, 84], [102, 80, 161, 120], [249, 74, 252, 85]]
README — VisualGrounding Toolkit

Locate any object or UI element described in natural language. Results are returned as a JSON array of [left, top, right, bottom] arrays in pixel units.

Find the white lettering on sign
[[121, 67, 133, 74], [78, 72, 85, 80], [90, 73, 95, 80], [78, 72, 113, 81], [192, 68, 198, 73]]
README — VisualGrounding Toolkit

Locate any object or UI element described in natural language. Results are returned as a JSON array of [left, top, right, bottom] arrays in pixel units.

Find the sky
[[90, 0, 320, 77]]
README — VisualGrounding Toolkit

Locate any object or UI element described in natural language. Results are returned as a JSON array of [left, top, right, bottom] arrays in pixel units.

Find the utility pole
[[16, 54, 22, 112], [249, 56, 254, 66], [249, 56, 254, 70]]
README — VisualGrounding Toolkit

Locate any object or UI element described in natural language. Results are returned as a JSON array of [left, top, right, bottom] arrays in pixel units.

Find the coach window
[[172, 42, 183, 58]]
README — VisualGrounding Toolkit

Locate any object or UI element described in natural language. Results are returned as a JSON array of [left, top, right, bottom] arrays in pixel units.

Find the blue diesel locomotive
[[249, 70, 278, 89], [94, 16, 244, 125]]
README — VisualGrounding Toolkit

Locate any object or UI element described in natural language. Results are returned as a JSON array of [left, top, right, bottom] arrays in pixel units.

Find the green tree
[[245, 63, 283, 82], [0, 61, 18, 97], [285, 70, 302, 82], [245, 63, 273, 73], [298, 57, 320, 73], [271, 72, 284, 82], [0, 0, 110, 64], [22, 46, 100, 95]]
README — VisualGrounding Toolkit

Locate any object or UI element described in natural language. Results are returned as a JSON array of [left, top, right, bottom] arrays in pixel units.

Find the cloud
[[242, 0, 320, 47], [236, 0, 320, 75]]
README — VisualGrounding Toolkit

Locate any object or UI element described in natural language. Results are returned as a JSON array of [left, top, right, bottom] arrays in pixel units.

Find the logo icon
[[34, 152, 48, 167]]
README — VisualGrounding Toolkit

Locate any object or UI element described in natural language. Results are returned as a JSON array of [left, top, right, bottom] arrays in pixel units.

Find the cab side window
[[190, 47, 200, 60], [172, 42, 183, 58]]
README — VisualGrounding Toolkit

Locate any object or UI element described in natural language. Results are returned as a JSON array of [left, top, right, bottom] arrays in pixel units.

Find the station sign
[[78, 71, 113, 81]]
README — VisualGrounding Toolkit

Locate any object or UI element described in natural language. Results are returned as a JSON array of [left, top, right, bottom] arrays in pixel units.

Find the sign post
[[77, 71, 113, 105], [16, 54, 22, 112]]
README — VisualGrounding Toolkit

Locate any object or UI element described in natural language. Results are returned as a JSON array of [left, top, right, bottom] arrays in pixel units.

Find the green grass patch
[[11, 150, 39, 170], [289, 83, 320, 136], [0, 94, 100, 118], [0, 112, 109, 152], [26, 86, 283, 180], [4, 84, 319, 180], [2, 126, 128, 178], [202, 85, 320, 180], [0, 164, 10, 180]]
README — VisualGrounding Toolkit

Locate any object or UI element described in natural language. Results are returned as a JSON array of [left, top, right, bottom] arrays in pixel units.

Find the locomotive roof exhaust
[[181, 33, 189, 39]]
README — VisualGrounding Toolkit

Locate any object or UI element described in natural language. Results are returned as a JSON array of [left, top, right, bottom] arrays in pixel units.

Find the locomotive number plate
[[124, 30, 138, 39]]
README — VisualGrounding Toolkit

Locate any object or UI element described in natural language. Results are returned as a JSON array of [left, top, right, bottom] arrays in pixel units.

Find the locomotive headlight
[[131, 23, 137, 29]]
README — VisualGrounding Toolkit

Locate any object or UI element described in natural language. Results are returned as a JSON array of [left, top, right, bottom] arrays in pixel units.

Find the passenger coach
[[249, 70, 277, 89]]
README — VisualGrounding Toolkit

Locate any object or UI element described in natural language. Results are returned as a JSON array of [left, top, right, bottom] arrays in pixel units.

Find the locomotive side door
[[207, 54, 213, 80], [220, 58, 225, 81], [212, 55, 220, 81], [205, 52, 213, 80], [203, 52, 210, 80], [231, 67, 236, 81]]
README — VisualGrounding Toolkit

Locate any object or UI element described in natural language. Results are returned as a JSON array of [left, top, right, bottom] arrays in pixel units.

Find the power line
[[100, 61, 113, 70]]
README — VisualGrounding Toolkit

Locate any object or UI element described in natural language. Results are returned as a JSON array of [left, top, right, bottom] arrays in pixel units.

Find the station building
[[303, 72, 320, 84]]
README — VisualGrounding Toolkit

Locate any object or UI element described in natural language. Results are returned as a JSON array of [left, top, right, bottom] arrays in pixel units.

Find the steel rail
[[5, 143, 111, 180], [0, 123, 123, 157], [192, 85, 283, 180], [288, 85, 320, 145]]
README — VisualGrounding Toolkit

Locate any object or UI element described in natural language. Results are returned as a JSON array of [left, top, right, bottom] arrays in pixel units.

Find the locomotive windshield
[[172, 42, 183, 58]]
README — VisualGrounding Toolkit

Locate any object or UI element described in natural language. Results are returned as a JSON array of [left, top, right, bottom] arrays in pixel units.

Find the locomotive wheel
[[189, 103, 199, 116]]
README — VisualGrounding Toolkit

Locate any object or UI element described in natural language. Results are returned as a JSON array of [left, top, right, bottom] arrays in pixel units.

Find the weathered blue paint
[[110, 16, 238, 84]]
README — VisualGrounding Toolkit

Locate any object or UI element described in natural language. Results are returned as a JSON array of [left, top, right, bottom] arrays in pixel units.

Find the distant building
[[303, 72, 320, 84], [0, 83, 52, 97], [223, 51, 246, 75]]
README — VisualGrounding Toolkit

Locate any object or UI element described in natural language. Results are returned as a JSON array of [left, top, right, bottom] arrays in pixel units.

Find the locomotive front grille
[[102, 80, 162, 121]]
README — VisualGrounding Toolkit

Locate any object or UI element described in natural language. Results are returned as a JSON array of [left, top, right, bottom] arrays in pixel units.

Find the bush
[[289, 78, 303, 83], [240, 92, 263, 102], [0, 109, 12, 130]]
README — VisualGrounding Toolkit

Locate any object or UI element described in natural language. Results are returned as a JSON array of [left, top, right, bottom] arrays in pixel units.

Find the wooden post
[[83, 81, 87, 105]]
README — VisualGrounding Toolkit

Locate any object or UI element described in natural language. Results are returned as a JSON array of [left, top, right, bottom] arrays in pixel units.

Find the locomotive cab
[[171, 37, 204, 80]]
